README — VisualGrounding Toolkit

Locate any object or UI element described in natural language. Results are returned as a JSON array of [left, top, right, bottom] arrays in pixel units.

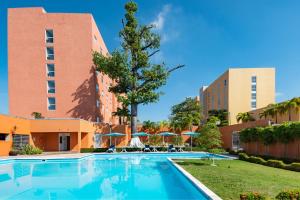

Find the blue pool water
[[0, 153, 224, 200]]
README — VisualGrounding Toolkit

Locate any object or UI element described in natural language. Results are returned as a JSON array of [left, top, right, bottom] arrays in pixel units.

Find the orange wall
[[220, 120, 300, 159], [0, 115, 31, 156], [219, 120, 269, 150]]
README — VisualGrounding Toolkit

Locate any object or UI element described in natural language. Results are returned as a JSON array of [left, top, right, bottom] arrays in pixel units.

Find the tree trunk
[[289, 109, 292, 121], [131, 103, 138, 134]]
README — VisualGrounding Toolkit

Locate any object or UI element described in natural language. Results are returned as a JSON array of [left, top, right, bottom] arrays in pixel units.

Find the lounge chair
[[107, 145, 116, 153], [144, 145, 151, 152], [168, 144, 176, 152]]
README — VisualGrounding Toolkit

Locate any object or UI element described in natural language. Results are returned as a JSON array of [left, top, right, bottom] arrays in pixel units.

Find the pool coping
[[167, 158, 222, 200]]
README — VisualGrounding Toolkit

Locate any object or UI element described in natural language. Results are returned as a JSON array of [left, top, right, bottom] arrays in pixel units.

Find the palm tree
[[259, 109, 268, 120], [236, 112, 255, 123], [284, 97, 300, 121]]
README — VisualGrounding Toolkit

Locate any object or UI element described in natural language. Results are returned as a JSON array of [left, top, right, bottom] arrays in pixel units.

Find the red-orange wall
[[8, 7, 119, 124]]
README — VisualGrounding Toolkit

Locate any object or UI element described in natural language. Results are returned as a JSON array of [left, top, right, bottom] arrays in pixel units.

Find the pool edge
[[167, 158, 222, 200]]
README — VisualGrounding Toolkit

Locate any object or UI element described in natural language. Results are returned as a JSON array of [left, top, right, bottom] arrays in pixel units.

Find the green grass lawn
[[175, 159, 300, 200]]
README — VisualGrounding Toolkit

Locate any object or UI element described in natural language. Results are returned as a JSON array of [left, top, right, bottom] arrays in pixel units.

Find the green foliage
[[239, 153, 250, 161], [172, 135, 183, 146], [169, 97, 202, 131], [19, 144, 43, 155], [239, 122, 300, 145], [148, 134, 162, 146], [236, 112, 255, 123], [208, 109, 228, 126], [276, 190, 300, 200], [259, 97, 300, 122], [207, 148, 226, 154], [238, 153, 300, 172], [240, 192, 266, 200], [93, 1, 183, 134], [196, 119, 222, 150], [31, 112, 44, 119], [142, 120, 159, 133]]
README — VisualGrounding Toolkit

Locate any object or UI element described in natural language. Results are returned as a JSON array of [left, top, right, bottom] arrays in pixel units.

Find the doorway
[[59, 133, 70, 151]]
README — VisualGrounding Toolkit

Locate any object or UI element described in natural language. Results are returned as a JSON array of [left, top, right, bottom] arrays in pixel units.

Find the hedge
[[276, 190, 300, 200], [238, 153, 300, 172], [240, 192, 266, 200], [239, 122, 300, 145], [240, 190, 300, 200]]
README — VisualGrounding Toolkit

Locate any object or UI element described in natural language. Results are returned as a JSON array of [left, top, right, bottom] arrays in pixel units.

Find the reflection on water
[[0, 155, 209, 200]]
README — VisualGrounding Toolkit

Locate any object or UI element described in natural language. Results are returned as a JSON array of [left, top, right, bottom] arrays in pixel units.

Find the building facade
[[200, 68, 275, 125], [0, 114, 130, 156], [8, 7, 120, 124]]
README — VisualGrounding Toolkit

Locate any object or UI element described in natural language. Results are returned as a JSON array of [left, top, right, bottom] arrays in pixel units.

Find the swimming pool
[[0, 153, 225, 200]]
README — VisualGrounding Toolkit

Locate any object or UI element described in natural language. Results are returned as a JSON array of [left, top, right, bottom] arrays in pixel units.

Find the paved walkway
[[0, 152, 92, 160]]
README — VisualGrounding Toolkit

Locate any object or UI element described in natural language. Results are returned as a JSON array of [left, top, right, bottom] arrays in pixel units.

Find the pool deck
[[0, 152, 236, 161], [0, 152, 93, 160]]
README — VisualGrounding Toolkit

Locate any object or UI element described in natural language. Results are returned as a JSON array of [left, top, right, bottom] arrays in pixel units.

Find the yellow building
[[200, 68, 275, 125]]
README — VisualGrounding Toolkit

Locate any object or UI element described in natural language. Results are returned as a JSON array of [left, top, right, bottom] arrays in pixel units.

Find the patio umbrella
[[103, 132, 126, 146], [132, 132, 150, 143], [183, 132, 200, 151], [131, 132, 149, 137], [158, 132, 178, 144]]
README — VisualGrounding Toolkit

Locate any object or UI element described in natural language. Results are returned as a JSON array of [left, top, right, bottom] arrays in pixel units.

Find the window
[[47, 80, 55, 93], [45, 29, 54, 43], [47, 64, 55, 77], [96, 117, 100, 123], [94, 35, 97, 41], [12, 134, 29, 150], [48, 97, 56, 110], [96, 84, 99, 92], [251, 76, 257, 83], [46, 47, 54, 60], [224, 79, 227, 86], [251, 93, 256, 100], [251, 84, 256, 92], [251, 101, 257, 109], [232, 132, 241, 150], [96, 100, 100, 108], [0, 133, 9, 141]]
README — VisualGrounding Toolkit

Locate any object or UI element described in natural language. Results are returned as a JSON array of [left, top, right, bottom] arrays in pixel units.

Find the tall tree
[[170, 97, 202, 131], [208, 109, 228, 126], [93, 1, 184, 135], [196, 118, 222, 150]]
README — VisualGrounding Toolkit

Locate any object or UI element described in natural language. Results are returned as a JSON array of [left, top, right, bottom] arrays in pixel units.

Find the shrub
[[19, 144, 43, 155], [286, 163, 300, 172], [276, 190, 300, 200], [9, 149, 19, 156], [239, 122, 300, 145], [208, 148, 226, 154], [249, 156, 267, 165], [240, 192, 266, 200], [266, 160, 286, 169], [239, 153, 250, 161]]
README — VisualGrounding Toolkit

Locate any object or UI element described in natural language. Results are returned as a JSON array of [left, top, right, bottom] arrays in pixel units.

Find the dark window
[[46, 47, 54, 60], [0, 133, 9, 141], [46, 29, 54, 43]]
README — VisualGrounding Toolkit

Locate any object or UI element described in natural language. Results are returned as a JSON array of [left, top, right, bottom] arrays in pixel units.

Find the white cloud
[[151, 4, 171, 31]]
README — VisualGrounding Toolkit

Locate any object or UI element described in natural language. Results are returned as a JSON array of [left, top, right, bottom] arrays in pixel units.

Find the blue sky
[[1, 0, 300, 122]]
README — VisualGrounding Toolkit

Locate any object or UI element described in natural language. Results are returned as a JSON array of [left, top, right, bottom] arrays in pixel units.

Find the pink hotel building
[[8, 7, 120, 124]]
